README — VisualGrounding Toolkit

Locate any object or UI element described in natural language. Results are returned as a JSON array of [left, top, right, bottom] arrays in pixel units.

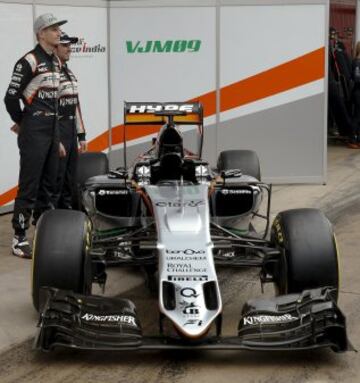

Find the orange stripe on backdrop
[[220, 47, 325, 112], [0, 186, 18, 207], [110, 47, 324, 147], [0, 47, 324, 207], [87, 129, 109, 152]]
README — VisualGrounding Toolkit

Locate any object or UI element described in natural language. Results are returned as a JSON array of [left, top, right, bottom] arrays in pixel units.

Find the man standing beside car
[[53, 32, 87, 209], [4, 14, 67, 259]]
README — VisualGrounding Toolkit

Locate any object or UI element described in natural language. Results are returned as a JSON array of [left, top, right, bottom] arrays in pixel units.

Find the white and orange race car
[[32, 102, 350, 352]]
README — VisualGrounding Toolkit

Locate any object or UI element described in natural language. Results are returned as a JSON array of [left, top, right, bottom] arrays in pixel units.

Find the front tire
[[32, 209, 92, 311], [271, 208, 339, 299]]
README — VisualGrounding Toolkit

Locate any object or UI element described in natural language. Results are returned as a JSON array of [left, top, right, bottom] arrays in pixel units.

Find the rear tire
[[217, 150, 261, 180], [32, 209, 92, 311], [77, 152, 109, 186], [73, 152, 109, 209], [271, 208, 339, 300]]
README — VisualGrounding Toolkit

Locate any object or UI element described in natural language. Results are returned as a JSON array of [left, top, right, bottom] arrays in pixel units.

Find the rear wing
[[124, 102, 203, 125]]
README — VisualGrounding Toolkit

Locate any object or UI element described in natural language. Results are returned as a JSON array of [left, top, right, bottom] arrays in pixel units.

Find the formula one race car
[[32, 102, 350, 352]]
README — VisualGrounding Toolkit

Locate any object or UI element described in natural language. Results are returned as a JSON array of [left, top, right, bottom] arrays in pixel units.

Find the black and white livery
[[32, 102, 351, 352]]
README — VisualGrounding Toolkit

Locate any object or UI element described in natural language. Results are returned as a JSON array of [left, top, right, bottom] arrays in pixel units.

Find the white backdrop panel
[[110, 6, 216, 128], [0, 3, 33, 199], [220, 5, 326, 87], [219, 4, 327, 182]]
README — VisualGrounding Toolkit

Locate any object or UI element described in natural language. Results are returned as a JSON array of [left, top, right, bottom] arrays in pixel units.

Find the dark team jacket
[[58, 64, 86, 141], [4, 44, 61, 124], [352, 58, 360, 88]]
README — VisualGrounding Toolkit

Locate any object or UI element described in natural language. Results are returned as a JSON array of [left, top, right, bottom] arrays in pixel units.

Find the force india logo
[[72, 38, 106, 56], [81, 313, 137, 326], [126, 40, 201, 54], [243, 314, 298, 326]]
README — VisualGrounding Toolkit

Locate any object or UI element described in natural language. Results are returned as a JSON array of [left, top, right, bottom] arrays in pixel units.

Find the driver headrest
[[158, 126, 184, 158]]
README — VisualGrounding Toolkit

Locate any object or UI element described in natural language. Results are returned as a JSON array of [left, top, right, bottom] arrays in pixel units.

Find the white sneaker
[[12, 236, 32, 259]]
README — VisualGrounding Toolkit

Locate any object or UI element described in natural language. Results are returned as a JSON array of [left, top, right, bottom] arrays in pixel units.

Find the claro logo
[[126, 40, 201, 54]]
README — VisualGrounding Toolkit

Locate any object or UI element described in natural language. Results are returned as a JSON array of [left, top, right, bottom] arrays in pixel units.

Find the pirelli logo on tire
[[273, 218, 284, 244]]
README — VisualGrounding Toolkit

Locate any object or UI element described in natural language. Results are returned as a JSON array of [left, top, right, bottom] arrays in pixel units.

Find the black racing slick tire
[[73, 152, 109, 209], [76, 152, 109, 187], [217, 150, 261, 180], [271, 208, 339, 299], [32, 209, 92, 311]]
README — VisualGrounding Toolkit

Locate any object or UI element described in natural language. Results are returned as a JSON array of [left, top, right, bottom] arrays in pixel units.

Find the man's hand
[[10, 123, 20, 135], [79, 141, 88, 153], [59, 142, 67, 158]]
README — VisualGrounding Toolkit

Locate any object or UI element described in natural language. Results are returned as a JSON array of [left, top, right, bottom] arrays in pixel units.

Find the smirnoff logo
[[97, 189, 128, 196], [221, 189, 252, 195]]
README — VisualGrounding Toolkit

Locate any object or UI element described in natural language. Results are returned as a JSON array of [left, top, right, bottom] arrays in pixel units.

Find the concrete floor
[[0, 143, 359, 382]]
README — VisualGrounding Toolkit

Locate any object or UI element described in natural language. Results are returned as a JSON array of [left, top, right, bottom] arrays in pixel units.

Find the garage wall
[[108, 0, 328, 183], [0, 0, 329, 213], [0, 3, 34, 211], [219, 4, 327, 182], [109, 5, 217, 167]]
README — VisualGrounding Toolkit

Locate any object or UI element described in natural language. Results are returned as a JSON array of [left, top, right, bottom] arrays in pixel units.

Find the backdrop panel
[[109, 6, 217, 166], [219, 4, 327, 182], [0, 3, 33, 207], [0, 1, 329, 213]]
